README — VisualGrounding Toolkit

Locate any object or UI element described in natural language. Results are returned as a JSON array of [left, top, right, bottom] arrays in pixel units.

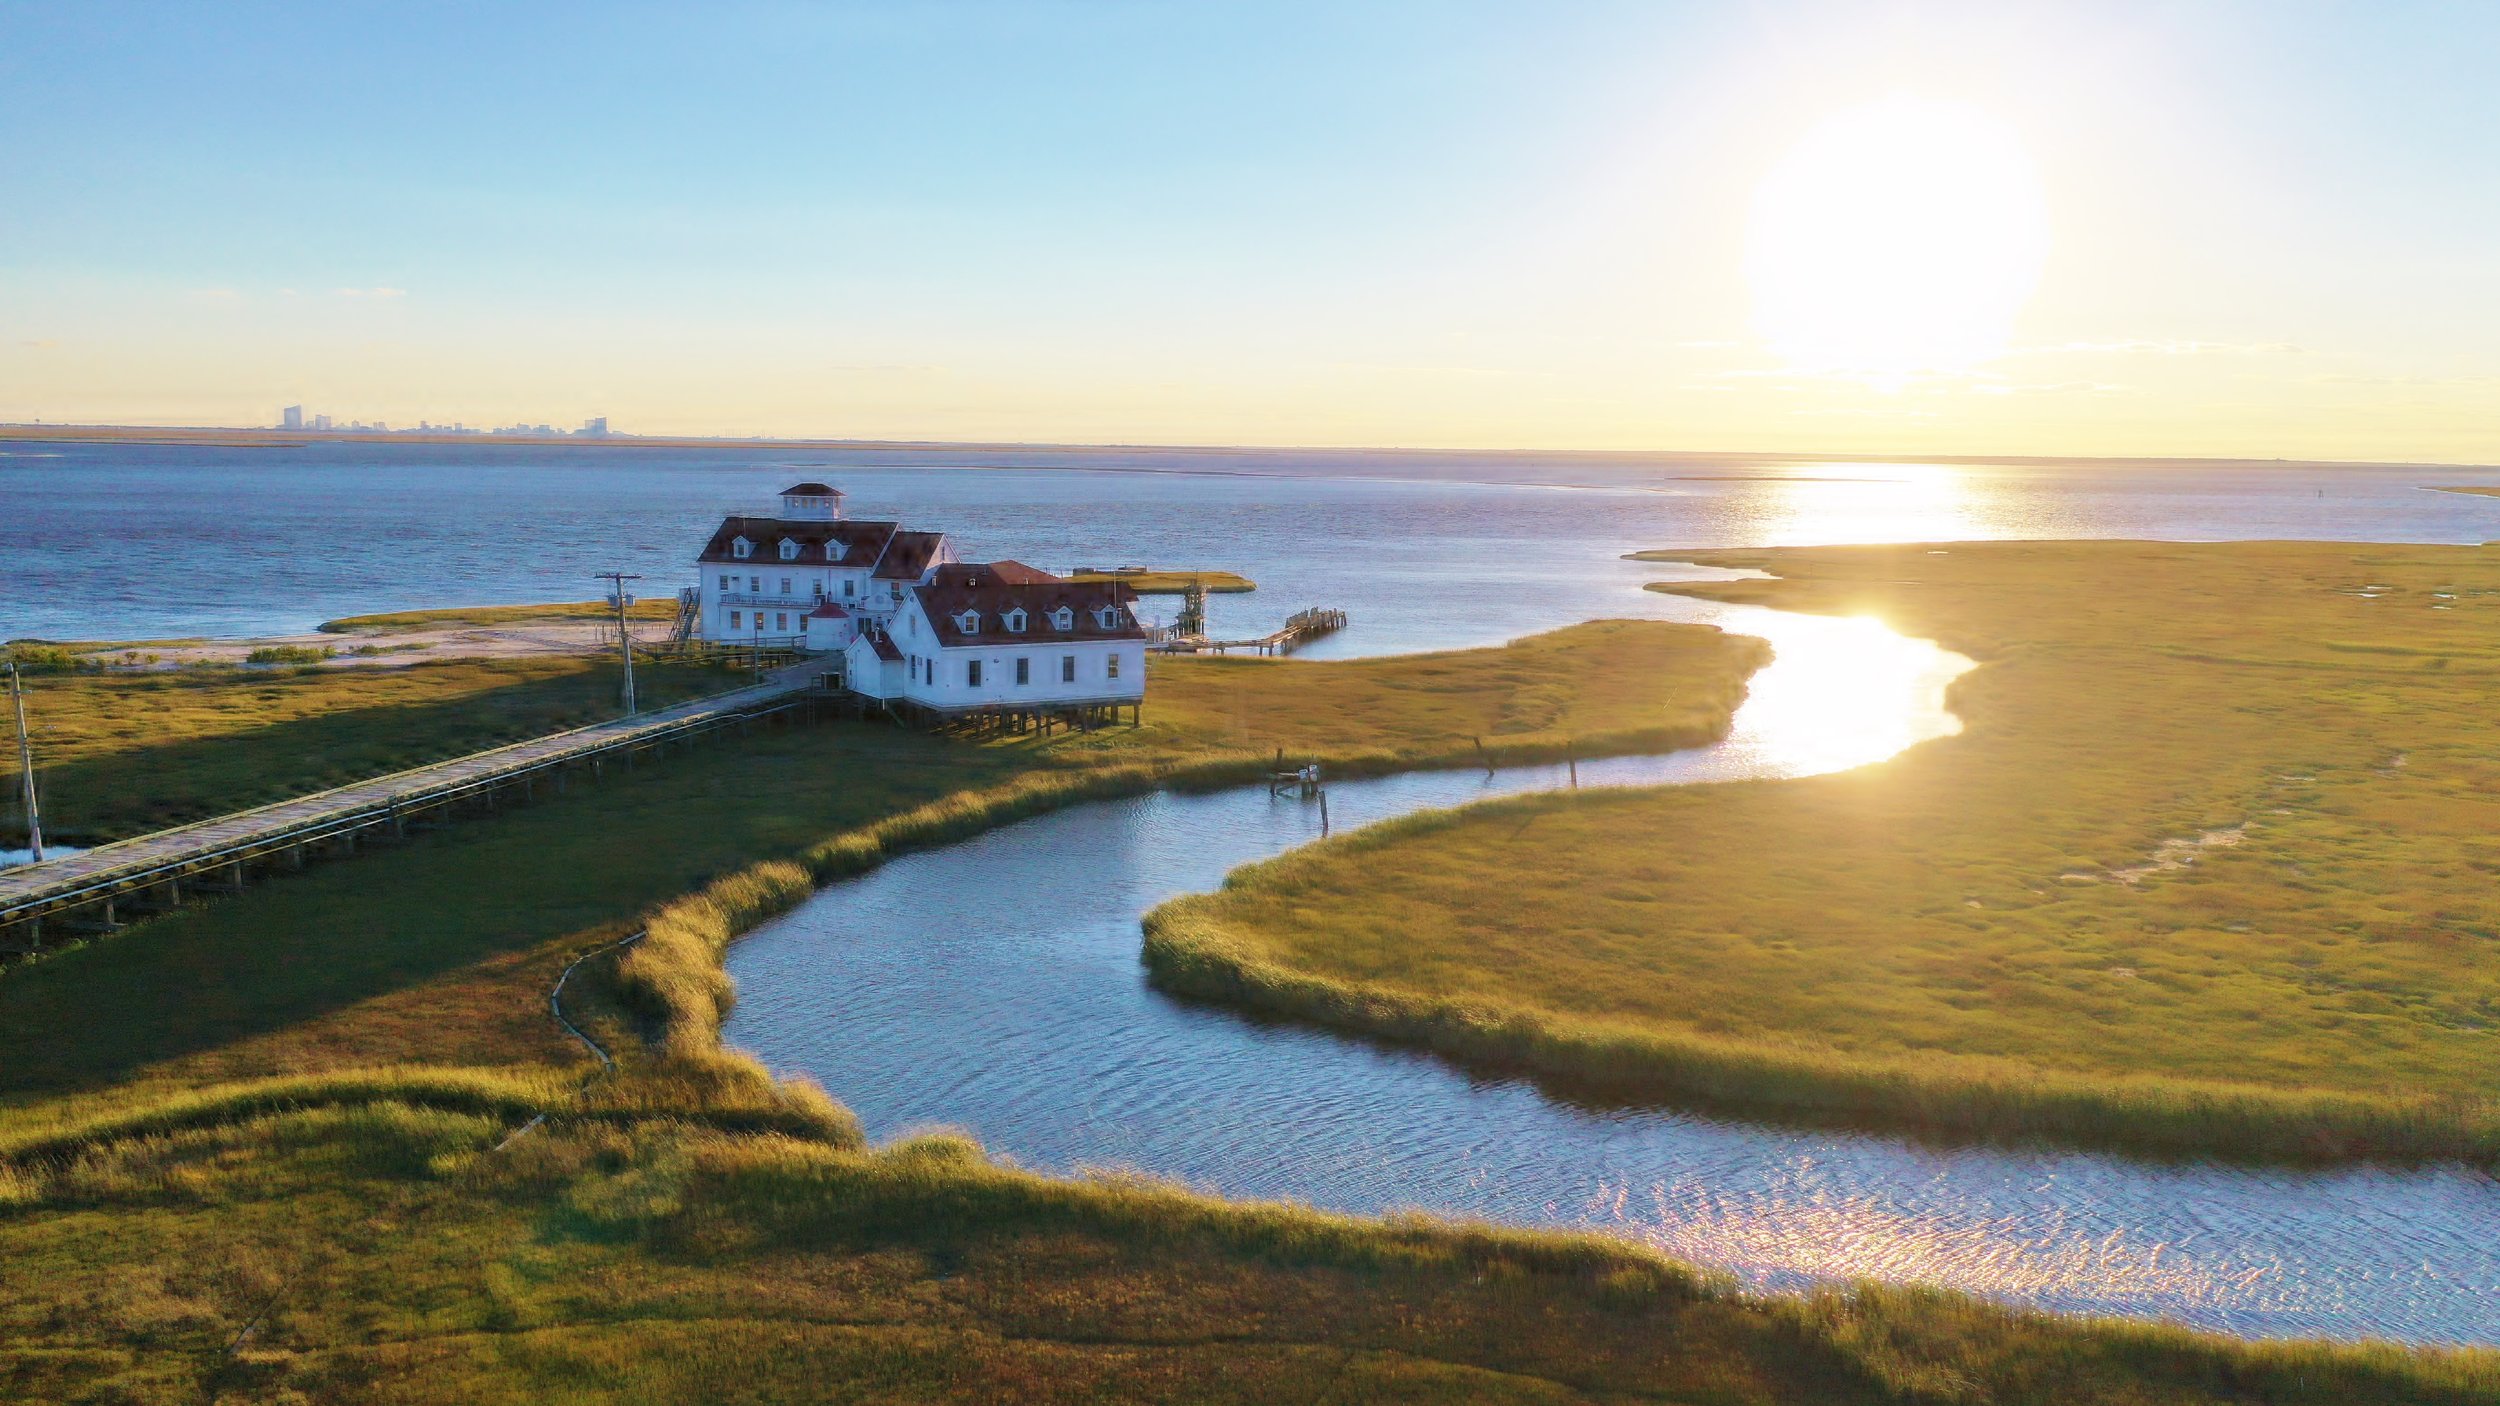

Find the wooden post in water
[[1569, 754, 1577, 788], [1319, 789, 1329, 838]]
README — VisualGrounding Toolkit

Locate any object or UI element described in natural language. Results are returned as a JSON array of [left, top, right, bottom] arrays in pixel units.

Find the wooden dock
[[1154, 607, 1346, 657], [0, 662, 830, 952]]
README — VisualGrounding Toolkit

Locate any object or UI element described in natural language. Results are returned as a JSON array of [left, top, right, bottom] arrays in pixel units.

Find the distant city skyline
[[3, 2, 2495, 462]]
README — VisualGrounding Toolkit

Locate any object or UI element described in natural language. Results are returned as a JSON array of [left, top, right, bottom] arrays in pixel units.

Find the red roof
[[873, 529, 950, 581], [913, 563, 1144, 648], [698, 515, 897, 566], [807, 601, 850, 619], [863, 631, 902, 661]]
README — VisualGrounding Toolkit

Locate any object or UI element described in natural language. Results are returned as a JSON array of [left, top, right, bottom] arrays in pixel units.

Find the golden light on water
[[1746, 97, 2050, 384], [1576, 1175, 2277, 1313], [1759, 463, 1991, 545]]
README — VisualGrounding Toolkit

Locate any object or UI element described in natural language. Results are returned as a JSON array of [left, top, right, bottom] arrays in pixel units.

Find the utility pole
[[8, 661, 41, 864], [595, 571, 643, 716]]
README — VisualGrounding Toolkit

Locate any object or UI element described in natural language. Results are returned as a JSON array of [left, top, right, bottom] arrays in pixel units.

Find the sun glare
[[1745, 96, 2049, 384]]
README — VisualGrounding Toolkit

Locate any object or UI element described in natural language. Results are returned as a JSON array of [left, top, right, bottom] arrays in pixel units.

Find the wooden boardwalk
[[1153, 607, 1347, 657], [0, 662, 831, 946]]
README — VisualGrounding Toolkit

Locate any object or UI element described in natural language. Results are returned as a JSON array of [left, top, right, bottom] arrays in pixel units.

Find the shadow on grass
[[30, 660, 734, 843], [0, 721, 1021, 1101]]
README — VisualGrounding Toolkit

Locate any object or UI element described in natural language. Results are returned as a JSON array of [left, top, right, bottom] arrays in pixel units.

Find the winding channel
[[724, 570, 2500, 1346]]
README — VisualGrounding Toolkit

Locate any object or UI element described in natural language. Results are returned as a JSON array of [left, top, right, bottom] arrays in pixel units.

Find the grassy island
[[4, 603, 2495, 1400], [1147, 541, 2500, 1164], [318, 599, 683, 632], [1066, 567, 1256, 593]]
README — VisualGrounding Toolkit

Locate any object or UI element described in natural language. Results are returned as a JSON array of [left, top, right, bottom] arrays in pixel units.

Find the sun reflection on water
[[1753, 462, 1994, 548], [1574, 1170, 2285, 1314]]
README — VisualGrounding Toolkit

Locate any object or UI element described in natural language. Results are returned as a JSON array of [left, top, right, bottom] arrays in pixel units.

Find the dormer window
[[1003, 607, 1027, 634], [1094, 605, 1122, 629], [954, 609, 981, 634], [779, 539, 800, 561], [1050, 606, 1074, 631], [824, 540, 845, 562], [731, 537, 752, 559]]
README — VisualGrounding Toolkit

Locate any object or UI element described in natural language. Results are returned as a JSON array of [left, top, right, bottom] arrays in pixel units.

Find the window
[[775, 612, 788, 631], [729, 610, 742, 630], [732, 537, 752, 559], [780, 577, 792, 595], [1015, 656, 1030, 685], [778, 539, 798, 561], [824, 541, 844, 562], [749, 576, 760, 592], [967, 660, 983, 687], [954, 610, 980, 633], [1050, 606, 1074, 630], [1095, 606, 1122, 628], [842, 579, 854, 597], [1107, 652, 1121, 680], [1004, 607, 1026, 633], [719, 574, 732, 591], [1061, 654, 1076, 683]]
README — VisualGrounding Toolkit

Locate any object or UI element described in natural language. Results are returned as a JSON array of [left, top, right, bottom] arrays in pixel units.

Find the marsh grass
[[13, 604, 2496, 1399], [8, 655, 728, 841], [1064, 568, 1256, 593], [1151, 542, 2500, 1162], [4, 1111, 2495, 1404], [317, 598, 681, 631]]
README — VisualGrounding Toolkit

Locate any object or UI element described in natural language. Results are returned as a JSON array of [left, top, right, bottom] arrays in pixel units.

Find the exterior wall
[[697, 559, 883, 642], [888, 599, 1143, 711], [844, 636, 904, 699]]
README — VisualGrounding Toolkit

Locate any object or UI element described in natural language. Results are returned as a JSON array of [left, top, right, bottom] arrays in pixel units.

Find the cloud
[[332, 286, 408, 299]]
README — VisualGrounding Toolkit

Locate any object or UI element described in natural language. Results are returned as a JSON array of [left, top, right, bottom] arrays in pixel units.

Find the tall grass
[[1142, 896, 2500, 1164], [1149, 542, 2500, 1166]]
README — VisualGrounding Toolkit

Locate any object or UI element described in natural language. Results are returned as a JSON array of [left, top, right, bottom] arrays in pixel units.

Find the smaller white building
[[845, 561, 1145, 719]]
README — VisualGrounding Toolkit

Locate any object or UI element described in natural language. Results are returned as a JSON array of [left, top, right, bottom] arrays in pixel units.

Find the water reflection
[[725, 582, 2500, 1345], [1756, 461, 1994, 547]]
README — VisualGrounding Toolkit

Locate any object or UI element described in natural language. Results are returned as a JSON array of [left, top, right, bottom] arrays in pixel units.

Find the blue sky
[[3, 1, 2495, 458]]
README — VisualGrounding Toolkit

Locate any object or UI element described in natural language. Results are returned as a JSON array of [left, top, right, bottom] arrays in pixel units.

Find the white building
[[695, 483, 1146, 721], [693, 482, 956, 646]]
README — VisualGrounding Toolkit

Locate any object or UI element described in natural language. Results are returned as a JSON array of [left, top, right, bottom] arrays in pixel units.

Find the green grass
[[5, 655, 733, 842], [0, 620, 1761, 1108], [1147, 541, 2500, 1163], [6, 601, 2494, 1399], [1065, 568, 1256, 593], [319, 599, 683, 631], [4, 1104, 2495, 1404]]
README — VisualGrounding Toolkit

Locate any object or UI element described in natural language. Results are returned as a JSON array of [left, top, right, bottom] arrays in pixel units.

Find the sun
[[1745, 96, 2049, 383]]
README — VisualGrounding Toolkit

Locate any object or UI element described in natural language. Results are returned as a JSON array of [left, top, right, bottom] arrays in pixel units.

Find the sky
[[2, 1, 2495, 461]]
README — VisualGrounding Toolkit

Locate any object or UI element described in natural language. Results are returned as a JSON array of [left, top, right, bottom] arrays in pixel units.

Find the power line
[[594, 571, 643, 717]]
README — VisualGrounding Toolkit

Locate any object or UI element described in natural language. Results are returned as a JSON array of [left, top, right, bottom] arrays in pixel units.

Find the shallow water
[[724, 580, 2500, 1346]]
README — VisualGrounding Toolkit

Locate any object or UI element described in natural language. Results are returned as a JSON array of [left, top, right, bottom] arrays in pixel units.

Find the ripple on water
[[724, 582, 2500, 1346]]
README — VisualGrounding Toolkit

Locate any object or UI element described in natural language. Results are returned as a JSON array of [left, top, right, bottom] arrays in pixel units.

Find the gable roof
[[699, 515, 898, 566], [912, 562, 1145, 649], [872, 529, 950, 580]]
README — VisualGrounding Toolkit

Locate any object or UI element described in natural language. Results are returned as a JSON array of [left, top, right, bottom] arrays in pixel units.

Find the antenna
[[594, 571, 643, 716], [8, 660, 41, 864]]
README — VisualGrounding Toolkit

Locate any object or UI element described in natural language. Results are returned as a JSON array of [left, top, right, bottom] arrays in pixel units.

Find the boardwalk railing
[[0, 667, 828, 946]]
